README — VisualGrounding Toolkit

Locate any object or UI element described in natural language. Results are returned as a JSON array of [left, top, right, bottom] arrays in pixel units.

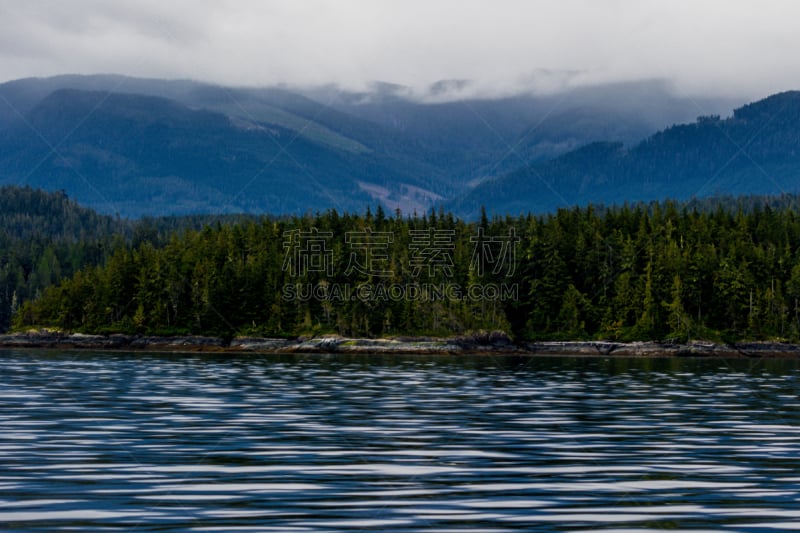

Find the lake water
[[1, 350, 799, 531]]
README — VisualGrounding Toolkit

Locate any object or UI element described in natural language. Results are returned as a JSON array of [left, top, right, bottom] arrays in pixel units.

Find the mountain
[[450, 91, 800, 217], [0, 88, 431, 215], [0, 74, 737, 216], [0, 75, 453, 215], [314, 79, 737, 185]]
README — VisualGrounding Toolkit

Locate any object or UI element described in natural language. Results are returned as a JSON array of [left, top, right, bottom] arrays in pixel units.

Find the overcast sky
[[1, 0, 799, 99]]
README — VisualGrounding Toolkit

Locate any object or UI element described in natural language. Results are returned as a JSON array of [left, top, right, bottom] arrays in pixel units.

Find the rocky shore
[[2, 331, 800, 357]]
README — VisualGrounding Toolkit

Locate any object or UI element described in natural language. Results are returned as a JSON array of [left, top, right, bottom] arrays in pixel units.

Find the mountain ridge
[[449, 90, 800, 217], [0, 74, 760, 217]]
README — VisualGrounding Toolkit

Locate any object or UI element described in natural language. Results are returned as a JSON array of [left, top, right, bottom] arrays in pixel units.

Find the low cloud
[[1, 0, 799, 99]]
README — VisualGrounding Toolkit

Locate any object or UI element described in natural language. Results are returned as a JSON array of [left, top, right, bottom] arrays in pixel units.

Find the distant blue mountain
[[449, 91, 800, 217], [0, 75, 741, 216]]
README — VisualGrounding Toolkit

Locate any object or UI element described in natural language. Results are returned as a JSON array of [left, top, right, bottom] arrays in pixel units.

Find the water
[[1, 351, 799, 532]]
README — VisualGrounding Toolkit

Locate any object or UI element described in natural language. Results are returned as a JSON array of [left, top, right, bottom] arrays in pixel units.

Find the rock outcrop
[[2, 331, 799, 357]]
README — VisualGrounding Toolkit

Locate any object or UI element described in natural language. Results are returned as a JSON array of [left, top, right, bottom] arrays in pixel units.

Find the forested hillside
[[0, 75, 738, 217], [0, 186, 125, 331], [13, 189, 800, 343], [0, 186, 270, 332], [451, 91, 800, 217]]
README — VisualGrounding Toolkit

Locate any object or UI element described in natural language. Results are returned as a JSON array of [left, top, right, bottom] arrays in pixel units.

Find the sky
[[1, 0, 799, 100]]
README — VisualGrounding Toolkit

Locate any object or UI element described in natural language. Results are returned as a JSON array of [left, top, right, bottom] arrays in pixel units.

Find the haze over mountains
[[1, 74, 791, 218], [453, 91, 800, 217]]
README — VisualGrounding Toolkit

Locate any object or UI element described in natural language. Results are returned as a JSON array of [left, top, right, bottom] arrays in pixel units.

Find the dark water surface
[[1, 350, 799, 531]]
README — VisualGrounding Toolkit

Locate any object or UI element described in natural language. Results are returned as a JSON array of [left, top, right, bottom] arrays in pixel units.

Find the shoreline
[[1, 332, 800, 358]]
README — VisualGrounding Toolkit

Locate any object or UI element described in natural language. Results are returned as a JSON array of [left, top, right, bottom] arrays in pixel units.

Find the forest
[[6, 185, 800, 343], [0, 185, 258, 332]]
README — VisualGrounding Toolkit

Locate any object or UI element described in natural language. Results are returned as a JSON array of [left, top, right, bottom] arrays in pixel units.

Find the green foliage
[[0, 186, 130, 332], [13, 203, 517, 337], [11, 186, 800, 342], [0, 186, 281, 333]]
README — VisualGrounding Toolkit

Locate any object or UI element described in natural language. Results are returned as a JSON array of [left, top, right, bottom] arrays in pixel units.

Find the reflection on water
[[0, 351, 799, 531]]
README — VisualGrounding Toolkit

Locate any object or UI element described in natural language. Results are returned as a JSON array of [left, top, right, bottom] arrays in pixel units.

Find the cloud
[[1, 0, 799, 99]]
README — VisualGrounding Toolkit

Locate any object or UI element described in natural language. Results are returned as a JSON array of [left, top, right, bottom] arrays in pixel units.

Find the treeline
[[0, 186, 271, 332], [0, 186, 128, 331], [14, 206, 515, 338], [12, 193, 800, 342]]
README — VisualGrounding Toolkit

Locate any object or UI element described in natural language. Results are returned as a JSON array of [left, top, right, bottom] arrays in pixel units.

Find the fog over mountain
[[0, 74, 746, 217], [450, 91, 800, 217], [2, 1, 799, 101]]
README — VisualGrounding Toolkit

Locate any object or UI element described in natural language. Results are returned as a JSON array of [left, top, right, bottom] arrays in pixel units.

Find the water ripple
[[0, 350, 799, 531]]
